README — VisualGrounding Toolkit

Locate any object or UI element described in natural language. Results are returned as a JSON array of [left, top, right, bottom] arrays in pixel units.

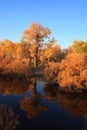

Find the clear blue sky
[[0, 0, 87, 48]]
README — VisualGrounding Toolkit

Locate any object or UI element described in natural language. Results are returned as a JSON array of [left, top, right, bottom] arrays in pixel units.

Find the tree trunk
[[34, 55, 37, 67], [34, 46, 38, 67], [48, 57, 50, 63], [28, 59, 30, 66]]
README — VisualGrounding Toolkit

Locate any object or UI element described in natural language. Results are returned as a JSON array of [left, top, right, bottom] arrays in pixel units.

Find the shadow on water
[[0, 76, 87, 130]]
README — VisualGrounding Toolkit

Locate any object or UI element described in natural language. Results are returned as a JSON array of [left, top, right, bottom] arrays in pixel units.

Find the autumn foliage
[[22, 22, 51, 67], [44, 61, 60, 82], [0, 22, 87, 92], [58, 53, 87, 90], [0, 50, 31, 78], [44, 53, 87, 91]]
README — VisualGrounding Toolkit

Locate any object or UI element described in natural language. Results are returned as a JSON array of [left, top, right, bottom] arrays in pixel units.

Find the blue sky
[[0, 0, 87, 48]]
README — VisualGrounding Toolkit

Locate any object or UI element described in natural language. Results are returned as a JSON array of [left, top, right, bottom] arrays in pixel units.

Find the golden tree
[[58, 53, 87, 90], [71, 39, 87, 54], [22, 22, 51, 67]]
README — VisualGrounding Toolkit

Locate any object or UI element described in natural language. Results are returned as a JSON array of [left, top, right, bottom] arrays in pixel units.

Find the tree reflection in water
[[57, 93, 87, 117], [20, 96, 48, 119], [0, 77, 87, 129], [20, 78, 48, 119], [57, 93, 87, 130], [43, 83, 87, 130], [0, 77, 34, 95], [43, 83, 58, 103], [0, 104, 19, 130]]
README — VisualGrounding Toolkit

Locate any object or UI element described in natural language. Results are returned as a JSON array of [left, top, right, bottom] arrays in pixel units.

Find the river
[[0, 77, 86, 130]]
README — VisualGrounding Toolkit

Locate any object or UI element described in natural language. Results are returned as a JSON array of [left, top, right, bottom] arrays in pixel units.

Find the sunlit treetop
[[22, 22, 51, 44], [71, 39, 87, 54]]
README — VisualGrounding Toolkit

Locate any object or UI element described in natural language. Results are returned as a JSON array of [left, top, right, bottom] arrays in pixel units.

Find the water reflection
[[43, 83, 87, 130], [43, 83, 87, 116], [0, 77, 40, 95], [20, 96, 48, 119], [57, 93, 87, 117], [0, 77, 31, 95], [20, 78, 48, 119], [0, 77, 86, 130], [0, 104, 19, 130], [43, 83, 58, 103]]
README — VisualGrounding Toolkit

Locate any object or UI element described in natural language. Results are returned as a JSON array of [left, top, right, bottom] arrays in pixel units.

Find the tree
[[39, 38, 61, 64], [22, 22, 51, 67], [0, 39, 15, 57], [71, 39, 87, 54], [58, 53, 87, 90], [43, 38, 60, 62]]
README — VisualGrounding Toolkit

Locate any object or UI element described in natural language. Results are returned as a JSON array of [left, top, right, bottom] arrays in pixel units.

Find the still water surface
[[0, 77, 86, 130]]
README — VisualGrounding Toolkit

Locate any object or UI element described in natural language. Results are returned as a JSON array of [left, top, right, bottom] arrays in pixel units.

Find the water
[[0, 77, 86, 130]]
